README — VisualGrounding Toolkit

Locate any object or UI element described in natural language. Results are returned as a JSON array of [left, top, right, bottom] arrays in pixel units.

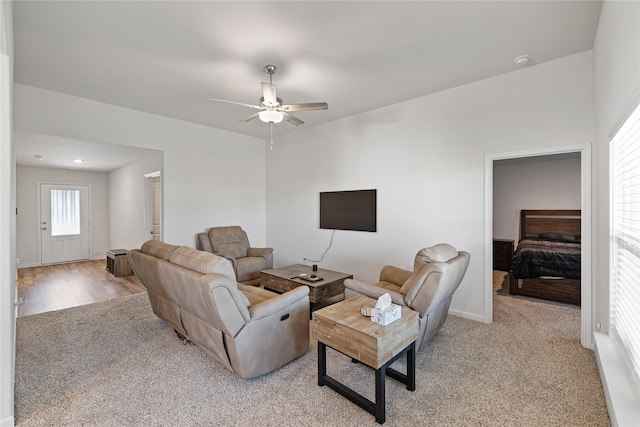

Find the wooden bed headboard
[[520, 209, 581, 240]]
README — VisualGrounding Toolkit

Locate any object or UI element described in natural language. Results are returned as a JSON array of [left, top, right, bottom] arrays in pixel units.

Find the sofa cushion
[[375, 280, 403, 294], [169, 247, 236, 281], [215, 241, 249, 259], [399, 275, 416, 295], [236, 257, 268, 283], [140, 240, 179, 260], [238, 284, 277, 306]]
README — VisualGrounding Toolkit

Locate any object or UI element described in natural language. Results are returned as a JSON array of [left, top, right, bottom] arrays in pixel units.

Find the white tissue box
[[371, 304, 401, 326]]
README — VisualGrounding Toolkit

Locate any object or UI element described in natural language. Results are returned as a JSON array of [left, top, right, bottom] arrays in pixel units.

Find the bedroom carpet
[[14, 292, 609, 426]]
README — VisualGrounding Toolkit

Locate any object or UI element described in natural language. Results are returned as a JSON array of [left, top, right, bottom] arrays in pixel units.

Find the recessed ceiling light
[[34, 154, 44, 160], [73, 159, 84, 163], [514, 55, 530, 66]]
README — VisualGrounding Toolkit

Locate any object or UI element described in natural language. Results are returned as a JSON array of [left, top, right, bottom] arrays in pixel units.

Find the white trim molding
[[593, 332, 640, 427], [485, 143, 592, 349]]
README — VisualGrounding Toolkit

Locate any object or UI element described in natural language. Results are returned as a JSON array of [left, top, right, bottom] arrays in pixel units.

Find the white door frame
[[37, 181, 92, 265], [485, 143, 592, 349], [144, 171, 162, 242]]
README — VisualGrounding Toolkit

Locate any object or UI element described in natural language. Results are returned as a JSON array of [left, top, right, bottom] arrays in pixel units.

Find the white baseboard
[[17, 257, 106, 269], [16, 262, 37, 269], [593, 332, 640, 427], [449, 308, 488, 323], [0, 415, 15, 427]]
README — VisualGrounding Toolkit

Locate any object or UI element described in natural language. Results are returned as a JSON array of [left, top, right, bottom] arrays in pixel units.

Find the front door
[[40, 183, 90, 264]]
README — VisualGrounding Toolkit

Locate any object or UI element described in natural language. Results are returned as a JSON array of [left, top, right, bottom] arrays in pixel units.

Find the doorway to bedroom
[[492, 153, 581, 296], [486, 144, 591, 348]]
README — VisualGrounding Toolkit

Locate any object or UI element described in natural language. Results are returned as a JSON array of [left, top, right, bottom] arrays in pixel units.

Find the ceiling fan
[[210, 65, 328, 127]]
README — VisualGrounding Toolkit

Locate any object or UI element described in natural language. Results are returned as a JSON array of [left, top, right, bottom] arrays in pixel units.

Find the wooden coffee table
[[311, 296, 419, 424], [260, 264, 353, 310]]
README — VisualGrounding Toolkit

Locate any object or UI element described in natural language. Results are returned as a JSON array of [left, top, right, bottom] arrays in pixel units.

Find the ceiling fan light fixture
[[259, 110, 283, 124], [211, 64, 327, 130]]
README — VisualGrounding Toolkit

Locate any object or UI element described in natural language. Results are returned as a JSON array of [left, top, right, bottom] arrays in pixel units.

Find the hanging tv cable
[[304, 229, 336, 264]]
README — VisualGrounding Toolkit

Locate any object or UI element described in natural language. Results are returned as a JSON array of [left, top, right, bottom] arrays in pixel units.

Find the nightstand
[[493, 239, 514, 271]]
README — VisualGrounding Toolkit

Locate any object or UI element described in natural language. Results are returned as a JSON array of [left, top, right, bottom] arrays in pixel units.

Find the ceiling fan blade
[[281, 102, 329, 112], [261, 82, 278, 106], [240, 112, 261, 122], [282, 112, 305, 126], [209, 98, 262, 110]]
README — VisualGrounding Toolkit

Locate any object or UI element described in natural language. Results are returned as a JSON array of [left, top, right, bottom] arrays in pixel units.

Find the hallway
[[17, 260, 144, 317]]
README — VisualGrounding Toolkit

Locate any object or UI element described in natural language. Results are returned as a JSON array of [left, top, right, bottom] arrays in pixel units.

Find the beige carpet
[[14, 292, 610, 426]]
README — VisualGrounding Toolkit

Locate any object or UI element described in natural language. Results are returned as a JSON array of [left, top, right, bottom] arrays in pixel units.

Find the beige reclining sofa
[[128, 240, 310, 379]]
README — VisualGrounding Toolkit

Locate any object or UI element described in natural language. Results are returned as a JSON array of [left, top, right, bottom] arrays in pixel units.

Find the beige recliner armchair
[[197, 226, 273, 286], [344, 243, 470, 351]]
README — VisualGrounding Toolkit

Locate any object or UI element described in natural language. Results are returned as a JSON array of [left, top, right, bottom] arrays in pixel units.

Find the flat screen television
[[319, 189, 377, 232]]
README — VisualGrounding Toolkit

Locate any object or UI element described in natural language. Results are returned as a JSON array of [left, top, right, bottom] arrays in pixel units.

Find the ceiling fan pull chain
[[270, 123, 274, 150]]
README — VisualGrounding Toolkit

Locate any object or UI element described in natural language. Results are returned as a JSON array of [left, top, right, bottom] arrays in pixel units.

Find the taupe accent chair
[[344, 243, 470, 351], [197, 226, 273, 286]]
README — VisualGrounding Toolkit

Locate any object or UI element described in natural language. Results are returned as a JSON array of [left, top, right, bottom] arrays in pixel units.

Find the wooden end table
[[260, 264, 353, 311], [106, 249, 133, 277], [311, 296, 419, 424]]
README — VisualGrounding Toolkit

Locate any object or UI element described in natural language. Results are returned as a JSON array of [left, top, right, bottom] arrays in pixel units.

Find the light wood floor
[[17, 259, 145, 318]]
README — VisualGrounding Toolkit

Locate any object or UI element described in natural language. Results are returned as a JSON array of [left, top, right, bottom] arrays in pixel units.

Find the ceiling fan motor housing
[[260, 96, 282, 108]]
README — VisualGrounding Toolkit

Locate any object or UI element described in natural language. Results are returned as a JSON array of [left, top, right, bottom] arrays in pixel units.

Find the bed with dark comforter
[[508, 210, 581, 306], [511, 236, 581, 280]]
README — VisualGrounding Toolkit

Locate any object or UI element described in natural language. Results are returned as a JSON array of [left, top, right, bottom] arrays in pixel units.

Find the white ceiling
[[12, 0, 603, 170], [14, 131, 161, 172]]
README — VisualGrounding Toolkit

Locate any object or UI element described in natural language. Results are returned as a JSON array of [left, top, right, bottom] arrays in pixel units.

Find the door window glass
[[51, 189, 81, 236]]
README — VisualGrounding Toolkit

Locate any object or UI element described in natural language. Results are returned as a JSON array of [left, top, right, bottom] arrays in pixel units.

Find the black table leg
[[318, 341, 327, 386], [375, 365, 387, 423], [316, 341, 416, 424], [406, 341, 416, 391]]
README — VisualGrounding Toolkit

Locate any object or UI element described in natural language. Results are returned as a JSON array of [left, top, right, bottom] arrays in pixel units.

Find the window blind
[[611, 102, 640, 383]]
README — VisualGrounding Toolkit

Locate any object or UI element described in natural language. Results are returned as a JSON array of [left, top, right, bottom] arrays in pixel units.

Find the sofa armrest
[[247, 247, 273, 269], [247, 247, 272, 259], [379, 265, 413, 286], [249, 286, 310, 320], [344, 279, 406, 306]]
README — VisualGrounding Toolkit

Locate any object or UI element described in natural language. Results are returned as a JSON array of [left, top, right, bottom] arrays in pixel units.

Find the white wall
[[493, 156, 581, 241], [266, 51, 595, 322], [592, 2, 640, 424], [593, 0, 640, 333], [15, 166, 109, 267], [12, 84, 267, 249], [108, 151, 163, 250], [0, 0, 15, 425]]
